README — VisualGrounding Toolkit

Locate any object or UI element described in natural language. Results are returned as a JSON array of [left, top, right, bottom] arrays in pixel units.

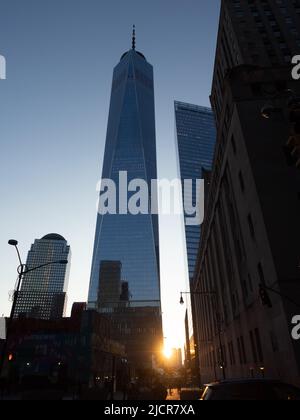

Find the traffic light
[[259, 284, 273, 308], [286, 100, 300, 168]]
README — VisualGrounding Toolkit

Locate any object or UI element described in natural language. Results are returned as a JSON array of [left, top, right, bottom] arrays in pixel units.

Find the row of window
[[212, 0, 300, 123], [202, 326, 267, 368]]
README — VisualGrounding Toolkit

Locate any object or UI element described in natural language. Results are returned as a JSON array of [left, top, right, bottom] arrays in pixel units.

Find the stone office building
[[192, 0, 300, 387], [211, 0, 300, 127], [193, 65, 300, 386]]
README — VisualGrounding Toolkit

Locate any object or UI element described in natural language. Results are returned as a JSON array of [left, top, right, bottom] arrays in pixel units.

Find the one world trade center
[[88, 28, 162, 369]]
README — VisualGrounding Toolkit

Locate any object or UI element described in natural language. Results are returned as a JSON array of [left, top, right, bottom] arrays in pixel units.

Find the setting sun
[[163, 347, 173, 359]]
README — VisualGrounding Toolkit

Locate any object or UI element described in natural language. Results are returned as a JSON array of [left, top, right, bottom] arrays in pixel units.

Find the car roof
[[205, 379, 288, 387], [181, 387, 203, 391]]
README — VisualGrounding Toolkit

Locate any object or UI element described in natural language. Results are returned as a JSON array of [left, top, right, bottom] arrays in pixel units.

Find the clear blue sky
[[0, 0, 220, 350]]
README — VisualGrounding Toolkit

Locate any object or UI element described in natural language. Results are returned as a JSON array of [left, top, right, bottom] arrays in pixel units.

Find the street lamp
[[180, 291, 217, 305], [8, 240, 18, 246], [0, 240, 68, 379]]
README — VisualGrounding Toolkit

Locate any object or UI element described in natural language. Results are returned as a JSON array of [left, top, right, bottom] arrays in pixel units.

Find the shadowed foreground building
[[88, 31, 163, 371], [192, 0, 300, 387], [14, 234, 71, 320], [211, 0, 300, 127], [194, 66, 300, 386]]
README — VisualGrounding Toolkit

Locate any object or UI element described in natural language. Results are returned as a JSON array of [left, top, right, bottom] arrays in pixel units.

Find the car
[[200, 379, 300, 401], [180, 387, 204, 400]]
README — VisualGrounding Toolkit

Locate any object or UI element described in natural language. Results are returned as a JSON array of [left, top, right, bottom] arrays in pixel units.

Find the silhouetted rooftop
[[120, 50, 146, 61], [41, 233, 66, 241]]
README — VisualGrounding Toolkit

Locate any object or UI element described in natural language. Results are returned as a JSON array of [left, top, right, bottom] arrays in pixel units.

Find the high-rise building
[[98, 261, 123, 309], [175, 102, 216, 282], [15, 234, 71, 320], [193, 1, 300, 386], [88, 30, 162, 369], [175, 102, 216, 382], [211, 0, 300, 124]]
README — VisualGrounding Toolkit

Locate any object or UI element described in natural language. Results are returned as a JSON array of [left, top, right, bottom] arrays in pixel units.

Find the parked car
[[200, 379, 300, 401], [180, 387, 204, 400]]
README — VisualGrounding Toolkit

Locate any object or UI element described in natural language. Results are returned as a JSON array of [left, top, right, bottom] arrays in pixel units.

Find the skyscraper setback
[[88, 30, 162, 368]]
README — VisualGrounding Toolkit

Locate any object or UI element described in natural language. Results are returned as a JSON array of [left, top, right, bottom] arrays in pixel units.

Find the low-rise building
[[3, 303, 126, 393]]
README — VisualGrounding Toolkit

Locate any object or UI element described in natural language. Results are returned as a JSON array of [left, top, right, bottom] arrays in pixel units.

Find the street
[[166, 389, 181, 400]]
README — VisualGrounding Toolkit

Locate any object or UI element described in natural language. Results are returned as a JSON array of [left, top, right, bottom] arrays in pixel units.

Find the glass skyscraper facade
[[88, 41, 162, 368], [15, 234, 71, 320], [175, 101, 216, 282], [175, 102, 216, 375]]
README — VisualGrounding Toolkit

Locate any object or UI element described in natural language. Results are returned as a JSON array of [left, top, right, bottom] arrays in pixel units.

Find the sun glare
[[163, 347, 172, 359]]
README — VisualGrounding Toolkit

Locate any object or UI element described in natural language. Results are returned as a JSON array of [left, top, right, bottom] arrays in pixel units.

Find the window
[[270, 331, 279, 353], [239, 171, 245, 192], [258, 263, 265, 286], [237, 336, 247, 365], [248, 274, 254, 293], [228, 341, 236, 366], [250, 330, 258, 363], [255, 328, 264, 363], [248, 214, 256, 240], [231, 135, 237, 155], [240, 336, 247, 364]]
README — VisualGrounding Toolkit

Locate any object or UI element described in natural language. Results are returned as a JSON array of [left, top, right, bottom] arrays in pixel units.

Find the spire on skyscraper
[[132, 25, 136, 50]]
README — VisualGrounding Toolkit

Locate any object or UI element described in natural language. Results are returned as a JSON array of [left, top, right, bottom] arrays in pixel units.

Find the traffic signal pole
[[259, 283, 300, 310]]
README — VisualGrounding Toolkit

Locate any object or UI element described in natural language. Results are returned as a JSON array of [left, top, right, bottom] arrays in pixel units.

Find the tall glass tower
[[15, 234, 71, 320], [175, 102, 216, 282], [175, 101, 216, 378], [88, 30, 162, 369]]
